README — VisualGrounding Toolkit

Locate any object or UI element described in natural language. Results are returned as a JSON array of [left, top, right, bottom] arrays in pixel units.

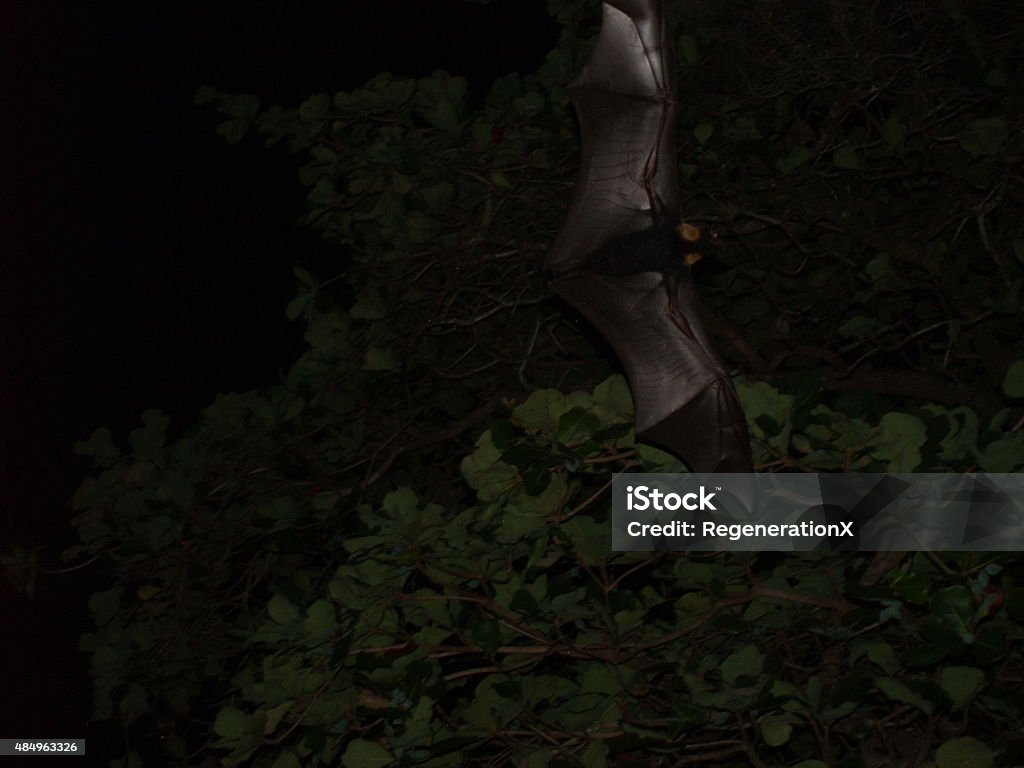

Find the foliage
[[70, 376, 1024, 767], [26, 0, 1024, 765]]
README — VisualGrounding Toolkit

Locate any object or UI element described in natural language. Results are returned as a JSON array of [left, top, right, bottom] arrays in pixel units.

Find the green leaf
[[891, 572, 931, 604], [271, 751, 301, 768], [500, 443, 549, 471], [74, 428, 119, 462], [880, 115, 907, 148], [832, 144, 860, 169], [311, 491, 340, 511], [264, 701, 293, 736], [193, 84, 218, 105], [977, 435, 1024, 471], [971, 625, 1007, 666], [511, 471, 564, 519], [958, 117, 1008, 157], [1002, 360, 1024, 398], [495, 507, 547, 544], [923, 405, 980, 463], [285, 291, 312, 322], [776, 146, 812, 174], [364, 346, 398, 371], [471, 619, 502, 654], [406, 211, 440, 244], [985, 68, 1008, 87], [488, 419, 516, 450], [130, 410, 171, 455], [417, 181, 455, 212], [940, 667, 986, 711], [735, 379, 794, 458], [89, 587, 122, 626], [557, 407, 599, 444], [693, 123, 714, 145], [635, 442, 684, 472], [308, 176, 336, 204], [560, 516, 607, 565], [461, 430, 519, 500], [837, 316, 878, 339], [303, 308, 350, 356], [875, 677, 933, 713], [873, 412, 926, 471], [213, 706, 252, 740], [119, 684, 149, 723], [513, 91, 545, 116], [351, 290, 387, 320], [513, 389, 569, 433], [217, 118, 251, 144], [268, 594, 299, 624], [759, 714, 793, 746], [519, 462, 552, 496], [931, 586, 973, 635], [421, 99, 458, 132], [523, 748, 552, 768], [592, 375, 633, 419], [935, 736, 994, 768], [721, 645, 764, 686], [865, 253, 897, 286], [580, 665, 625, 695], [304, 599, 337, 636], [383, 487, 419, 517], [256, 496, 297, 523], [580, 740, 609, 768], [851, 641, 901, 675], [298, 93, 329, 121], [341, 739, 395, 768], [136, 585, 160, 601]]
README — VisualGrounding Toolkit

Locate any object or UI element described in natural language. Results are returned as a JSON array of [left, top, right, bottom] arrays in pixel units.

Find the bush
[[59, 0, 1024, 764]]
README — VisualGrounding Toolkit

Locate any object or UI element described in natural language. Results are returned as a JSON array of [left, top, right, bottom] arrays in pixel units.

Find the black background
[[1, 0, 557, 753]]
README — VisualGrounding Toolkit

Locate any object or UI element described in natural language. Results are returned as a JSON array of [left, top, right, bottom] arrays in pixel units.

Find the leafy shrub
[[43, 0, 1024, 764]]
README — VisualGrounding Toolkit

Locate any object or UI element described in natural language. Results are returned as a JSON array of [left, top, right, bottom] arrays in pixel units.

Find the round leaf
[[268, 594, 299, 624], [940, 666, 986, 711], [832, 145, 860, 169], [1002, 360, 1024, 398], [722, 645, 765, 686], [694, 123, 714, 145], [213, 706, 251, 740], [935, 736, 994, 768], [341, 739, 395, 768], [760, 714, 793, 746]]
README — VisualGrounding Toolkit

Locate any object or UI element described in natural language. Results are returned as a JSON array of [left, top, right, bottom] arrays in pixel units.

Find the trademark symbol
[[715, 486, 722, 491]]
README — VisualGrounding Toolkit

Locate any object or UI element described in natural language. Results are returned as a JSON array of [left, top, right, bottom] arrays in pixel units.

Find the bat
[[547, 0, 753, 473]]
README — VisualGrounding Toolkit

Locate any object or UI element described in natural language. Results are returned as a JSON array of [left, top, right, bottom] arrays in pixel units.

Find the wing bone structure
[[548, 0, 753, 473]]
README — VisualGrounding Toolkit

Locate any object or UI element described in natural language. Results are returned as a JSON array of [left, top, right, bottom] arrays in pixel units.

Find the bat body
[[548, 0, 753, 473]]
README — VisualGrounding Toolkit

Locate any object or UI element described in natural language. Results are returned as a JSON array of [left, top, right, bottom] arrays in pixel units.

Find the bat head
[[675, 221, 719, 267]]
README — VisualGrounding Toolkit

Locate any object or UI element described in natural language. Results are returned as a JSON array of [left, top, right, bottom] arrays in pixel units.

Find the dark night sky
[[1, 0, 557, 748]]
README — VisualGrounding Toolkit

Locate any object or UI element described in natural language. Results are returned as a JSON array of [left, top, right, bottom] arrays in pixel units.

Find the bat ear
[[677, 222, 702, 243]]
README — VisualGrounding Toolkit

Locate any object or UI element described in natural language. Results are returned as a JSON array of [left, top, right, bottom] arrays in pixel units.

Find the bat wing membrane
[[547, 0, 753, 473]]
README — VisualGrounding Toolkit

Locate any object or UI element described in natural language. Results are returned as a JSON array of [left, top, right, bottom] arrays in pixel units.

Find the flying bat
[[547, 0, 753, 473]]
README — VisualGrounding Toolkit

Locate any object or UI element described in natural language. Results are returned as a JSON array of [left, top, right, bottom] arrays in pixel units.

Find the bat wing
[[548, 0, 680, 273], [548, 0, 753, 473]]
